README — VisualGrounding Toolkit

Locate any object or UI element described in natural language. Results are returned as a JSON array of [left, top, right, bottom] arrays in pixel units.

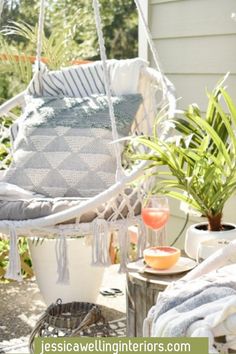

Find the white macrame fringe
[[137, 221, 147, 258], [5, 227, 22, 281], [118, 223, 129, 273], [91, 219, 111, 266], [55, 232, 70, 285]]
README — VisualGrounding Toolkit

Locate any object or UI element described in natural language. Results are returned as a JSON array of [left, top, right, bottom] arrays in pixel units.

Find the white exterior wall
[[139, 0, 236, 248]]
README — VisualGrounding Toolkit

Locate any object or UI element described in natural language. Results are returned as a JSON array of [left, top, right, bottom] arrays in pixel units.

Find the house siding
[[140, 0, 236, 109]]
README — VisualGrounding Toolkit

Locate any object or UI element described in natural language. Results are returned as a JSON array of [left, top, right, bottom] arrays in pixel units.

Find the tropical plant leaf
[[0, 35, 32, 84], [131, 79, 236, 226], [220, 88, 236, 127], [207, 92, 236, 155]]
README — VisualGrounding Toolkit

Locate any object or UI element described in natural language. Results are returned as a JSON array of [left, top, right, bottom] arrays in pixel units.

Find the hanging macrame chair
[[0, 0, 175, 281]]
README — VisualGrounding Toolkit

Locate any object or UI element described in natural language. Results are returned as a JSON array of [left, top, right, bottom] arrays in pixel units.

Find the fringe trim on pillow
[[5, 227, 22, 281], [55, 231, 70, 285], [91, 219, 111, 266]]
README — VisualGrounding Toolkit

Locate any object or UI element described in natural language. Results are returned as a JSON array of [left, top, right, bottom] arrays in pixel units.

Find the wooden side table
[[126, 262, 189, 337]]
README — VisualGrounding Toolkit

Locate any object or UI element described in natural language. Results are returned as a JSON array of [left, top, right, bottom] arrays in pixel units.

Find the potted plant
[[132, 78, 236, 259]]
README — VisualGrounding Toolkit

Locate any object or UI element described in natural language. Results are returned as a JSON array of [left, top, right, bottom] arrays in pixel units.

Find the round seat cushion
[[0, 189, 141, 223]]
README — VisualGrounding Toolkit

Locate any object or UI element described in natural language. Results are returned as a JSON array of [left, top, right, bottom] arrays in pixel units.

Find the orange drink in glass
[[142, 196, 169, 246]]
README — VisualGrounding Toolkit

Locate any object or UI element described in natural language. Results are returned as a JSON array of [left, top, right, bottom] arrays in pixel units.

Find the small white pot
[[28, 238, 105, 305], [185, 222, 236, 260]]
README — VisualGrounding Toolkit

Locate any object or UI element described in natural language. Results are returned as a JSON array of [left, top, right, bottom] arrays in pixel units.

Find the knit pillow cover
[[3, 94, 142, 198]]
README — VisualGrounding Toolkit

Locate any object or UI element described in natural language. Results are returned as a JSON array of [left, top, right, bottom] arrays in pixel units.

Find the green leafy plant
[[132, 79, 236, 232], [0, 0, 138, 97], [0, 238, 33, 281], [0, 19, 77, 78]]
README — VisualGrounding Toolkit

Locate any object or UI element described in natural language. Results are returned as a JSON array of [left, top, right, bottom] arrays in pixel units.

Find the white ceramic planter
[[185, 222, 236, 260], [28, 238, 105, 305]]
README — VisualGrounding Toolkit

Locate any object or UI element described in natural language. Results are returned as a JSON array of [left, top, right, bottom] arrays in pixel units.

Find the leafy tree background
[[0, 0, 138, 103]]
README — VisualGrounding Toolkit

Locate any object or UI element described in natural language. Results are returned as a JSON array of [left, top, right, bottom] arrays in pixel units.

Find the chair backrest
[[134, 66, 168, 136]]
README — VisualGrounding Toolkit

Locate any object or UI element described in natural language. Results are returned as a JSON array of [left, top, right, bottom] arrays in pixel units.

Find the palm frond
[[131, 80, 236, 220], [0, 35, 32, 84]]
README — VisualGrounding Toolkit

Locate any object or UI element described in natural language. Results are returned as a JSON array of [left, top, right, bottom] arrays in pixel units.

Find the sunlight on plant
[[132, 78, 236, 231], [0, 19, 77, 71]]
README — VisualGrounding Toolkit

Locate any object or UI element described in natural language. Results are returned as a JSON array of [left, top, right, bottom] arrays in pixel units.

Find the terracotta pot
[[185, 222, 236, 260]]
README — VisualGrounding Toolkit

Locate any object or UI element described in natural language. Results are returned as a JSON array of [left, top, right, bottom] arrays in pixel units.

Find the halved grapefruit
[[143, 246, 180, 270]]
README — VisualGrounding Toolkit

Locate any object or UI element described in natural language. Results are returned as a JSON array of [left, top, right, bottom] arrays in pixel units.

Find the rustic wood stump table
[[126, 261, 190, 337]]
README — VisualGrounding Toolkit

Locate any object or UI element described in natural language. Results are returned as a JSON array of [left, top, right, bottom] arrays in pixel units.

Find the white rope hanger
[[0, 0, 4, 18], [134, 0, 168, 98], [92, 0, 125, 181], [36, 0, 45, 71]]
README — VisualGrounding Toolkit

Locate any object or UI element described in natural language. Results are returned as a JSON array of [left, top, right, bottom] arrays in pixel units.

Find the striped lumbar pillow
[[27, 58, 147, 98], [28, 61, 115, 98]]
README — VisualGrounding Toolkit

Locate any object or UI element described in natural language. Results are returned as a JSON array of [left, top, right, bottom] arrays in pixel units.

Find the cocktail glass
[[142, 196, 169, 246]]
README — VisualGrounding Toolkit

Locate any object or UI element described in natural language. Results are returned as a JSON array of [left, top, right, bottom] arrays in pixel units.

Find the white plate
[[128, 257, 197, 275], [129, 257, 197, 275]]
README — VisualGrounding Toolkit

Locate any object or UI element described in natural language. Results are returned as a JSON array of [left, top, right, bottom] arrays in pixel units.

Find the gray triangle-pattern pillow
[[3, 94, 142, 198]]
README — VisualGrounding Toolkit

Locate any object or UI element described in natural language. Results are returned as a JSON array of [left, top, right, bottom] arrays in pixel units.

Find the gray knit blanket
[[144, 264, 236, 354]]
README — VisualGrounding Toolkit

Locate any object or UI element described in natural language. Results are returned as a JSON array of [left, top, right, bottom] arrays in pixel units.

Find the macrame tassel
[[118, 224, 129, 273], [5, 227, 22, 281], [137, 221, 147, 259], [91, 219, 111, 266], [55, 232, 70, 285]]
